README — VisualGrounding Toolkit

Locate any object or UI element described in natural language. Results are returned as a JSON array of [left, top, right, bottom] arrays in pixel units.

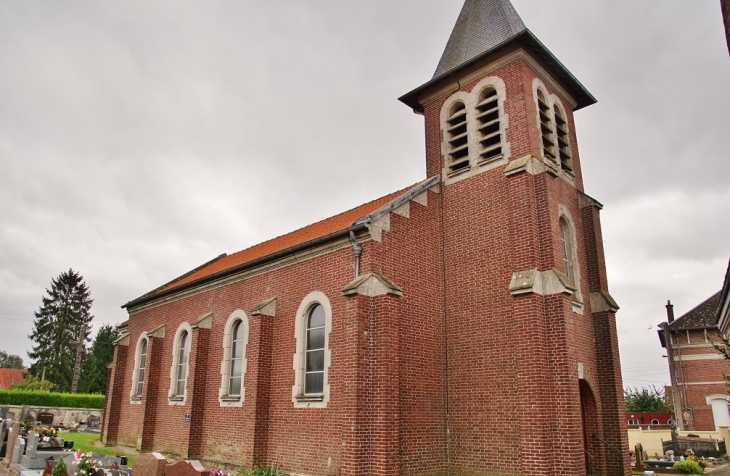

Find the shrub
[[237, 464, 286, 476], [0, 390, 104, 409], [673, 459, 703, 474]]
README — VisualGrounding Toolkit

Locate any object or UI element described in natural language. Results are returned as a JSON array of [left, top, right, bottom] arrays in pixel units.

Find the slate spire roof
[[433, 0, 526, 78]]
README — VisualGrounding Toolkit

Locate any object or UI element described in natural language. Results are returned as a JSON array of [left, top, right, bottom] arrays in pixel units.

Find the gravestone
[[133, 452, 167, 476], [26, 431, 39, 458], [4, 422, 20, 464], [166, 460, 211, 476], [11, 437, 25, 464], [38, 412, 54, 426], [1, 407, 8, 419], [62, 453, 79, 476], [87, 415, 100, 428]]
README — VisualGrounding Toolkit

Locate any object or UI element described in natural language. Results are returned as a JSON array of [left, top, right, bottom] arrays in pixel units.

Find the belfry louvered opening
[[554, 106, 572, 171], [537, 90, 557, 163], [476, 88, 502, 162], [446, 102, 469, 173]]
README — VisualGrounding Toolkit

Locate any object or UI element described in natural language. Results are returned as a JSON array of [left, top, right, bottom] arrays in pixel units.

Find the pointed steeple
[[399, 0, 595, 112], [433, 0, 526, 78]]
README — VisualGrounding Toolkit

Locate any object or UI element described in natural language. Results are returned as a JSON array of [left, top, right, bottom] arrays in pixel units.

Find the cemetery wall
[[1, 405, 102, 428]]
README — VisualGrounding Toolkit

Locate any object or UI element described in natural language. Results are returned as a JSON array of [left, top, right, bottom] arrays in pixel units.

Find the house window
[[553, 105, 572, 172], [476, 87, 502, 163], [537, 89, 557, 163], [134, 338, 147, 398], [293, 291, 332, 408], [219, 309, 249, 406], [446, 102, 469, 174], [560, 217, 574, 283], [628, 419, 639, 425], [651, 419, 660, 425]]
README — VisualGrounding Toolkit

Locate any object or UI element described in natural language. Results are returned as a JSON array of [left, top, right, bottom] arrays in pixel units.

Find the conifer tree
[[28, 269, 94, 392], [78, 324, 120, 394]]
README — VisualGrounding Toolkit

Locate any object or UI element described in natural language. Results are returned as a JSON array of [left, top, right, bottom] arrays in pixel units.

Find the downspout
[[349, 231, 362, 279], [665, 301, 684, 430]]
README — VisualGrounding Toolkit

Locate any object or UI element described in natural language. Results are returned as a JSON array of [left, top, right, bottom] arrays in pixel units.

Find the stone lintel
[[251, 297, 277, 317], [147, 324, 166, 338], [342, 272, 403, 297], [509, 268, 576, 296], [590, 291, 620, 313], [191, 312, 213, 329]]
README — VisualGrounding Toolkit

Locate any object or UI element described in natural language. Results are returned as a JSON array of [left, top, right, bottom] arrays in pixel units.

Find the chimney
[[666, 300, 675, 323]]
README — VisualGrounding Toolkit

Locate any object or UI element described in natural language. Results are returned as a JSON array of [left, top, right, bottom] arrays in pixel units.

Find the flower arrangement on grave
[[39, 426, 58, 438], [213, 469, 232, 476], [75, 450, 100, 476]]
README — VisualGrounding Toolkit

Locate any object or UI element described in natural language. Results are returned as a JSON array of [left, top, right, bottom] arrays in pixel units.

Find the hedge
[[0, 390, 105, 409]]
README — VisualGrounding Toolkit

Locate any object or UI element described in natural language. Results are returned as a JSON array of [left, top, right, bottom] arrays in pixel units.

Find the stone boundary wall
[[1, 405, 103, 427]]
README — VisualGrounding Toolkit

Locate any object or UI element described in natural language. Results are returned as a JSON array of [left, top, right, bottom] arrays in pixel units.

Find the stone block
[[25, 432, 39, 458], [132, 453, 167, 476], [11, 437, 25, 464], [165, 460, 210, 476], [4, 423, 20, 463]]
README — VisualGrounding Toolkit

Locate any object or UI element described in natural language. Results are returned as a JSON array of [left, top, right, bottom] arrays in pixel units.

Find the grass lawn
[[57, 432, 135, 466]]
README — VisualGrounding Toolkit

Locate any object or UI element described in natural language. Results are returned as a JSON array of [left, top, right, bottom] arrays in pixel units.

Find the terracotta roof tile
[[0, 368, 26, 389], [151, 183, 419, 296]]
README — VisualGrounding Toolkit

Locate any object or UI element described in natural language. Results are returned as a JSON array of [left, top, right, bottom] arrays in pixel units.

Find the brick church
[[103, 0, 628, 474]]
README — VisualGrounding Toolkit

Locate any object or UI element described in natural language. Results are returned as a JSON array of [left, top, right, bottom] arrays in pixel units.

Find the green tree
[[27, 269, 94, 392], [0, 350, 24, 369], [624, 385, 670, 412], [78, 324, 120, 394], [10, 373, 55, 391]]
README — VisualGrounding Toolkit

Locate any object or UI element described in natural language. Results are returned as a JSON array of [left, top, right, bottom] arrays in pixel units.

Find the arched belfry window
[[446, 102, 469, 174], [553, 105, 572, 172], [537, 89, 557, 163], [476, 87, 502, 162]]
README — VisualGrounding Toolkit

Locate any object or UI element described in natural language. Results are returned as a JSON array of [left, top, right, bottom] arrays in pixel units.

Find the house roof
[[399, 0, 595, 112], [669, 291, 722, 331], [716, 258, 730, 331], [124, 178, 437, 309], [0, 368, 25, 389], [433, 0, 526, 78]]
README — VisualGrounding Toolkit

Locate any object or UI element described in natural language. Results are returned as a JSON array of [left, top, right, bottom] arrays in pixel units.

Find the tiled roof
[[0, 368, 26, 389], [433, 0, 526, 78], [133, 183, 420, 303], [669, 291, 722, 331]]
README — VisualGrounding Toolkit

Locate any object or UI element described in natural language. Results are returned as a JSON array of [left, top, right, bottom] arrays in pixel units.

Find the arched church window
[[560, 216, 574, 283], [305, 304, 326, 394], [135, 338, 147, 398]]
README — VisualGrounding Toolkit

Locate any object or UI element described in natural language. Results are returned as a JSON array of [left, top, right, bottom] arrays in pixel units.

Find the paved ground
[[708, 463, 730, 475]]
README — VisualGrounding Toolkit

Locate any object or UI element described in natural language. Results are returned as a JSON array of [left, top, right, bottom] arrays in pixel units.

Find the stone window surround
[[168, 322, 192, 406], [219, 309, 249, 407], [292, 290, 332, 409], [532, 78, 574, 180], [440, 76, 510, 185], [130, 332, 149, 404], [558, 204, 583, 312]]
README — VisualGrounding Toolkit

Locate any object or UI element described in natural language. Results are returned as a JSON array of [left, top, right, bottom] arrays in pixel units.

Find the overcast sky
[[1, 1, 728, 390]]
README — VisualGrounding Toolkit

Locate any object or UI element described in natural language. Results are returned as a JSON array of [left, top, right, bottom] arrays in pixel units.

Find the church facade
[[102, 1, 628, 474]]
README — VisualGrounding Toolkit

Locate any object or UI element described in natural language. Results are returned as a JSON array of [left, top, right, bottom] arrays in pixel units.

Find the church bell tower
[[400, 1, 628, 474]]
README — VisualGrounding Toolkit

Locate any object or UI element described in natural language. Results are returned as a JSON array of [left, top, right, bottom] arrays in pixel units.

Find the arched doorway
[[580, 380, 601, 475]]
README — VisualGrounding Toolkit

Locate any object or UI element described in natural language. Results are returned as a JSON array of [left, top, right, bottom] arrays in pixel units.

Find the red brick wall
[[106, 54, 625, 476]]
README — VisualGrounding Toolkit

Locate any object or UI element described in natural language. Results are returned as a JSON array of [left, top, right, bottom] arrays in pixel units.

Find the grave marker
[[166, 460, 211, 476]]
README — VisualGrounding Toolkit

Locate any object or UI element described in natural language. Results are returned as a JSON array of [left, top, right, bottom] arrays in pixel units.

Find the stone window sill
[[130, 396, 142, 402], [168, 396, 184, 402], [294, 394, 324, 403], [220, 396, 241, 402]]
